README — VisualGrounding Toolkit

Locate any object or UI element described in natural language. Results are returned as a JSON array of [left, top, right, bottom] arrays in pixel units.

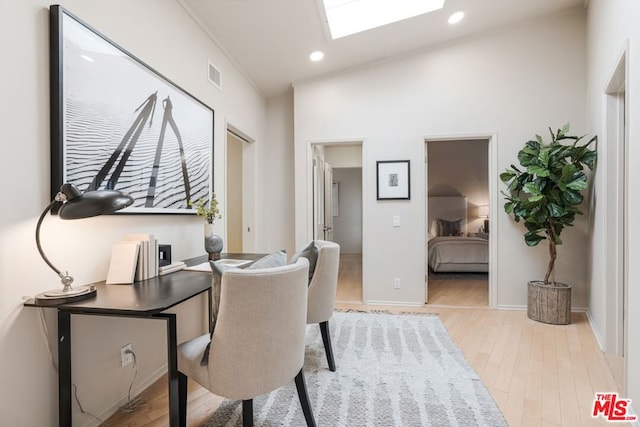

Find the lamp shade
[[57, 183, 134, 219]]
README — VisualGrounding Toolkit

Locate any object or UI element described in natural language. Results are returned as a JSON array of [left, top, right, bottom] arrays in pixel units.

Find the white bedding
[[428, 236, 489, 273]]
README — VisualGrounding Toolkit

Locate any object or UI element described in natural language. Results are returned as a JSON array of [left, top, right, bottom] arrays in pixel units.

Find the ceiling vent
[[207, 60, 222, 90]]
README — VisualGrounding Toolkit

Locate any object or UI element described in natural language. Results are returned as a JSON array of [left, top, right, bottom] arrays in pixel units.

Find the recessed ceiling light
[[309, 51, 325, 62], [322, 0, 445, 39], [448, 11, 464, 24]]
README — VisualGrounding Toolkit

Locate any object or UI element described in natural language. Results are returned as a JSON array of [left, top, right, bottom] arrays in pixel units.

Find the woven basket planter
[[527, 280, 571, 325]]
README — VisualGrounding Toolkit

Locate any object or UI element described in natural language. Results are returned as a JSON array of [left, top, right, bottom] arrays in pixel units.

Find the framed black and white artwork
[[50, 5, 214, 214], [376, 160, 410, 200]]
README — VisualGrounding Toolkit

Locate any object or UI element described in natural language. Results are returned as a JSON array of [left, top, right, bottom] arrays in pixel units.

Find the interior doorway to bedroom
[[311, 142, 364, 304], [425, 138, 491, 307]]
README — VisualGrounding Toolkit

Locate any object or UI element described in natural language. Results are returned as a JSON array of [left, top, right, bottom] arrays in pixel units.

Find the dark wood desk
[[24, 253, 264, 427]]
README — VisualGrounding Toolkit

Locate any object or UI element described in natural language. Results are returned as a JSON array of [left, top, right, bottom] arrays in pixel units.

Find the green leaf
[[548, 203, 564, 218], [524, 231, 546, 246], [566, 175, 588, 191], [528, 194, 544, 203], [562, 190, 583, 205], [523, 182, 540, 195], [504, 201, 514, 214], [538, 147, 550, 167], [500, 171, 516, 182], [527, 165, 550, 177], [561, 122, 570, 134]]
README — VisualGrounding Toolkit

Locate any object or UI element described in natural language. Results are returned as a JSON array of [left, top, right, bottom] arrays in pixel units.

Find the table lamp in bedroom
[[478, 205, 489, 233]]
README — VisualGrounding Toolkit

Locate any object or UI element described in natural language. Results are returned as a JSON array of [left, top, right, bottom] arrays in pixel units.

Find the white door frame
[[225, 122, 256, 252], [603, 45, 628, 367], [306, 138, 366, 297], [423, 132, 498, 308]]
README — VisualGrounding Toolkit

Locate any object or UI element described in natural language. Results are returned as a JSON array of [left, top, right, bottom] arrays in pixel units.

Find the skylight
[[322, 0, 446, 39]]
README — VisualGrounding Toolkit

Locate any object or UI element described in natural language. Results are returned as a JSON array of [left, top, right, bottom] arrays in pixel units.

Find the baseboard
[[365, 299, 424, 307], [585, 310, 605, 352], [495, 304, 526, 310], [84, 363, 168, 427]]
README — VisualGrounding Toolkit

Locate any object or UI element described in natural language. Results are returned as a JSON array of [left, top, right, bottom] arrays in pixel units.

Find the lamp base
[[34, 284, 97, 306]]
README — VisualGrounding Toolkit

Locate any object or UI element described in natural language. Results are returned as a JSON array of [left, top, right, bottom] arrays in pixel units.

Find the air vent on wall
[[207, 60, 222, 90]]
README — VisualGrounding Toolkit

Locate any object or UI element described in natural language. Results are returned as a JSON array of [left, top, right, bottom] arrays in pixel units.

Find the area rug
[[204, 311, 506, 426]]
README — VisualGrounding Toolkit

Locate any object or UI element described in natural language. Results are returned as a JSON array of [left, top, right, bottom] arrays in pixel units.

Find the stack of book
[[105, 234, 159, 284]]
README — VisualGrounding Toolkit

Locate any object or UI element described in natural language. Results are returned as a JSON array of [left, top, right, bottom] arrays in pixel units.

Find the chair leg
[[319, 321, 336, 371], [242, 399, 253, 427], [178, 372, 188, 427], [294, 369, 316, 427]]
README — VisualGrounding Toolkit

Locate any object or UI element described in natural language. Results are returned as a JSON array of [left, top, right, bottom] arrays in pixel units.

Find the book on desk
[[106, 234, 160, 284]]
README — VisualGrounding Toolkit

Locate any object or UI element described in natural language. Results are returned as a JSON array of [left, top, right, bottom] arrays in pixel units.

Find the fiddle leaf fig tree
[[500, 123, 597, 285]]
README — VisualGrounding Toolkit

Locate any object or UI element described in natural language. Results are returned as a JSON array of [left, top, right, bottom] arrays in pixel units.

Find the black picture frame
[[50, 5, 214, 214], [376, 160, 410, 200]]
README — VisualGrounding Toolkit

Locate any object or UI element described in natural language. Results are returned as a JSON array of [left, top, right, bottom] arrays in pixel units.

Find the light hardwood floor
[[427, 279, 488, 306], [105, 257, 621, 427]]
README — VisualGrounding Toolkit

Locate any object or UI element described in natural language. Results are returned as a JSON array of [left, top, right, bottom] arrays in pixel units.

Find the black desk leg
[[159, 313, 181, 427], [58, 310, 72, 427]]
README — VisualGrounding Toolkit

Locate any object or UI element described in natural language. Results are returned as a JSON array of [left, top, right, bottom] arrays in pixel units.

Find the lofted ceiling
[[179, 0, 584, 98]]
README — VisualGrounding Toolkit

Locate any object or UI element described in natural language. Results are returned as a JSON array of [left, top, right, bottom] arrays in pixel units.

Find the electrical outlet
[[121, 344, 133, 367], [393, 278, 401, 289]]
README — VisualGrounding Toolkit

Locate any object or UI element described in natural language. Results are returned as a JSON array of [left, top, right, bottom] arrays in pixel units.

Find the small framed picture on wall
[[376, 160, 410, 200]]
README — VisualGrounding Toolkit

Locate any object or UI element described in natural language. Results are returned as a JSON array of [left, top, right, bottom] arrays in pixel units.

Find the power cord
[[118, 349, 148, 413], [38, 308, 106, 425]]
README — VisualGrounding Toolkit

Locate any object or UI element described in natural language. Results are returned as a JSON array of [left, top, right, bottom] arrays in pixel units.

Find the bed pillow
[[430, 220, 439, 238], [437, 218, 463, 236]]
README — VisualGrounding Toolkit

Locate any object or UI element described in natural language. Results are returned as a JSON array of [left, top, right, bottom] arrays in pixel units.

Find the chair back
[[307, 240, 340, 324], [208, 258, 309, 400]]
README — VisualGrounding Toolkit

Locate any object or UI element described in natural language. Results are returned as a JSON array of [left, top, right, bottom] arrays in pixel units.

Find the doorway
[[424, 135, 497, 307], [310, 142, 363, 303], [225, 126, 253, 253]]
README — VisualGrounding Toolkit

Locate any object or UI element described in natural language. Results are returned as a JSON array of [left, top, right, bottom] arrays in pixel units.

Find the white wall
[[333, 168, 363, 253], [262, 92, 296, 255], [0, 1, 269, 425], [586, 0, 640, 406], [294, 10, 588, 307], [324, 145, 363, 168]]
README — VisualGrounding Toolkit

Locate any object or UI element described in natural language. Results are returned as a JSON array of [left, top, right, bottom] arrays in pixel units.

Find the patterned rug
[[204, 311, 506, 426]]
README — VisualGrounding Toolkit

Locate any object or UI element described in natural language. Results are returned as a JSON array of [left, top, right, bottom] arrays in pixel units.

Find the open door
[[312, 146, 335, 241], [324, 162, 334, 241]]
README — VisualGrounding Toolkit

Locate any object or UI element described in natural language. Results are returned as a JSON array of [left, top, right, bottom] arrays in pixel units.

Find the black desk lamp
[[34, 183, 134, 305]]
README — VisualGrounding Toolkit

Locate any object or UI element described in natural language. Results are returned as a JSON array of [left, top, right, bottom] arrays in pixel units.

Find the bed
[[427, 196, 489, 273], [428, 236, 488, 272]]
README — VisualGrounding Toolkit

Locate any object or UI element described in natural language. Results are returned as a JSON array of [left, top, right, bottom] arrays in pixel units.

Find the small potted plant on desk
[[190, 194, 223, 260], [500, 123, 597, 324]]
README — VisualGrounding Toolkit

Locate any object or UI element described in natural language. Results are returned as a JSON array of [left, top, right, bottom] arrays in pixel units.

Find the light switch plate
[[393, 216, 400, 227]]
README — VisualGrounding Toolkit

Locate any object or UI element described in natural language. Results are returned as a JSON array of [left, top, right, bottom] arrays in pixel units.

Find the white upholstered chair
[[176, 258, 316, 427], [306, 240, 340, 372]]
